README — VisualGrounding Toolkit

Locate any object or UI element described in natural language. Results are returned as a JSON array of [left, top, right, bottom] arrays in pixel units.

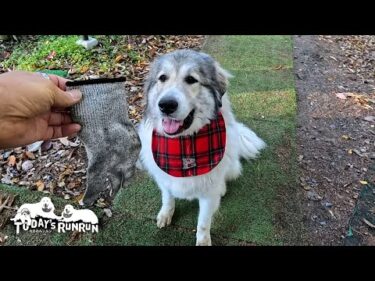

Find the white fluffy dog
[[138, 49, 266, 245]]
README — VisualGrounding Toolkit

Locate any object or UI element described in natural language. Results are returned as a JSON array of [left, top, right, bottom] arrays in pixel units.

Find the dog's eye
[[185, 76, 198, 84], [159, 74, 167, 82]]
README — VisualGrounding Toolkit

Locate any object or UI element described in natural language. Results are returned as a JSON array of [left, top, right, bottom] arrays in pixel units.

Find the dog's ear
[[143, 70, 156, 96], [212, 62, 233, 108], [214, 62, 232, 96], [143, 77, 152, 96], [144, 56, 162, 96]]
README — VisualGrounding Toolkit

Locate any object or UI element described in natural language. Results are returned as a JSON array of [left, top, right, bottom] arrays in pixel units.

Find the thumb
[[51, 87, 82, 108]]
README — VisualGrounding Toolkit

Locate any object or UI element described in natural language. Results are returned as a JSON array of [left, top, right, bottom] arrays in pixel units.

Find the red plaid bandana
[[152, 112, 226, 177]]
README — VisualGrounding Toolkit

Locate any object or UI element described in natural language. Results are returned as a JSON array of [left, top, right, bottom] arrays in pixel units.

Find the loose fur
[[138, 49, 266, 245]]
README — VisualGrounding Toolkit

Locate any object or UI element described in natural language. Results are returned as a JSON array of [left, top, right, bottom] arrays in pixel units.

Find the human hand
[[0, 71, 82, 149]]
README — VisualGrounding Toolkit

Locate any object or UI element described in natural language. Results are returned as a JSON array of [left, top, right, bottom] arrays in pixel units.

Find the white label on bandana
[[182, 158, 196, 170]]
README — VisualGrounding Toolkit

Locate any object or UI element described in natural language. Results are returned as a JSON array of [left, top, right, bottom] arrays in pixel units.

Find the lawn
[[0, 35, 300, 245]]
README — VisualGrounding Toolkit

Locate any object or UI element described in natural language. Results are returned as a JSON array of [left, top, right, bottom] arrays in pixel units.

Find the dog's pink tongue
[[162, 118, 183, 134]]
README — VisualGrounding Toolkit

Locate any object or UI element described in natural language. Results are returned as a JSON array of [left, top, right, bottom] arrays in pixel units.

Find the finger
[[51, 107, 71, 113], [44, 124, 81, 140], [51, 87, 82, 108], [48, 112, 73, 126], [48, 74, 70, 91]]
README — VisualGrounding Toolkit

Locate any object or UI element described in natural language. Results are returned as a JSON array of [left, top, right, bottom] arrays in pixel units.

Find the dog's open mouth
[[162, 109, 195, 135]]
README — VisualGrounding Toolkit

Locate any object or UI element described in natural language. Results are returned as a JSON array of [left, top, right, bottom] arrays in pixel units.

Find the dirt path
[[294, 36, 375, 245]]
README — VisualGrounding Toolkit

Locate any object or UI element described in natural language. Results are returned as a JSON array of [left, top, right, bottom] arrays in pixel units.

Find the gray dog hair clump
[[67, 78, 141, 206]]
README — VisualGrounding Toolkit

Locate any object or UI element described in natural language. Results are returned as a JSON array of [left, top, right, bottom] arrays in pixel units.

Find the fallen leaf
[[46, 50, 57, 60], [7, 155, 16, 167], [0, 234, 8, 244], [348, 149, 353, 155], [363, 218, 375, 229], [59, 137, 79, 147], [75, 193, 84, 204], [307, 190, 322, 201], [364, 116, 375, 122], [68, 68, 77, 75], [302, 185, 311, 191], [47, 181, 56, 194], [95, 198, 108, 208], [2, 150, 12, 159], [35, 180, 45, 191], [329, 56, 337, 61], [3, 51, 11, 59], [67, 231, 82, 245], [26, 141, 43, 152], [59, 137, 70, 146], [21, 160, 33, 172], [80, 66, 89, 73], [103, 208, 112, 218], [59, 168, 73, 181], [352, 149, 364, 157], [41, 140, 52, 151], [115, 55, 123, 63], [341, 135, 350, 140], [67, 182, 76, 189], [359, 180, 368, 185], [335, 93, 347, 99], [328, 210, 336, 219], [14, 147, 23, 154], [24, 151, 35, 160]]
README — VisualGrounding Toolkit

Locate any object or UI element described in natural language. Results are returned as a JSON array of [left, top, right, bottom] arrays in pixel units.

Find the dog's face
[[144, 49, 231, 136], [62, 205, 74, 218], [40, 197, 54, 213]]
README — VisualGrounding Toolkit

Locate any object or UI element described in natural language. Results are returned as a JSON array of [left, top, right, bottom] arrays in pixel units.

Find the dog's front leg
[[157, 189, 175, 228], [196, 195, 221, 246]]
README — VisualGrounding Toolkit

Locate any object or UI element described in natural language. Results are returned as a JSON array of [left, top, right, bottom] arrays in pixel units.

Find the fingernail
[[74, 124, 82, 131], [68, 90, 82, 100]]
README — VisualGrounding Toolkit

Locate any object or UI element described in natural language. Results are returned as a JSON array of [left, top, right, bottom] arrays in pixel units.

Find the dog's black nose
[[158, 99, 178, 115]]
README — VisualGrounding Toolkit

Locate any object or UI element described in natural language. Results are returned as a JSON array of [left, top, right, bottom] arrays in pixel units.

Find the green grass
[[0, 35, 300, 245], [2, 35, 142, 73]]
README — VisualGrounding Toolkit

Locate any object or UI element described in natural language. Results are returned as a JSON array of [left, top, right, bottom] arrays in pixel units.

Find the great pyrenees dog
[[138, 49, 266, 246]]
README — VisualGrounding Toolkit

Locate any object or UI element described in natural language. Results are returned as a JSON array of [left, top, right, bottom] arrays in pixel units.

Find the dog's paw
[[196, 228, 212, 246], [156, 208, 174, 228], [196, 235, 212, 246]]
